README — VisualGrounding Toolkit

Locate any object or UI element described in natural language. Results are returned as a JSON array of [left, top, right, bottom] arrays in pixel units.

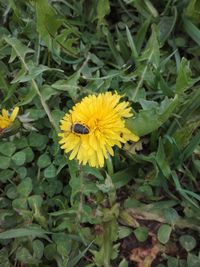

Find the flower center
[[88, 118, 103, 135]]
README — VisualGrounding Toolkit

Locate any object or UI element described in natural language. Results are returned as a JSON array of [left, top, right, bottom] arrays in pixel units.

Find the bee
[[71, 123, 89, 135]]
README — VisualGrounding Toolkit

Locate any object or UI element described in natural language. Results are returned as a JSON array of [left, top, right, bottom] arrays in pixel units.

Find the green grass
[[1, 0, 200, 266]]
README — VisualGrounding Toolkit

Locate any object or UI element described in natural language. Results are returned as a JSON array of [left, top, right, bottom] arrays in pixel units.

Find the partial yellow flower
[[0, 107, 19, 131], [59, 92, 139, 168]]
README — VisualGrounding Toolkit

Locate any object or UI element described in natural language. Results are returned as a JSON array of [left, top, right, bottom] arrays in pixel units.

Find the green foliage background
[[1, 0, 200, 266]]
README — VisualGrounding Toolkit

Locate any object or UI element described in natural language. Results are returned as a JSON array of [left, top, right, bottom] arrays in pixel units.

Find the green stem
[[103, 222, 111, 267], [9, 39, 59, 133], [106, 155, 114, 175], [76, 164, 84, 222], [31, 79, 59, 132]]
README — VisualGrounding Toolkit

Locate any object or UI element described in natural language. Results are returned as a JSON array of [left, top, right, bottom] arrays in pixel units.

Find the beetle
[[71, 123, 89, 135]]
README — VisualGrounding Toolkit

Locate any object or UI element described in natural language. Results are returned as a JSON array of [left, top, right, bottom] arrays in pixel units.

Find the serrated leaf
[[176, 58, 199, 94], [52, 70, 81, 100], [4, 37, 34, 62], [35, 0, 62, 50], [140, 24, 160, 68], [126, 95, 179, 136]]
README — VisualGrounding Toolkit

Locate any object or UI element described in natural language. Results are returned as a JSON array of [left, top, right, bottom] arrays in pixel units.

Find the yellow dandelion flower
[[0, 107, 19, 132], [59, 92, 139, 168]]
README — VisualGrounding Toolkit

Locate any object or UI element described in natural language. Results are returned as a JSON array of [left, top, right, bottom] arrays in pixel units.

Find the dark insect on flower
[[59, 92, 139, 167], [71, 123, 89, 135]]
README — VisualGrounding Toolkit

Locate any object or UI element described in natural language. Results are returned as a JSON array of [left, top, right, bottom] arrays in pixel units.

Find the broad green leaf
[[12, 197, 28, 210], [13, 88, 42, 107], [28, 195, 43, 210], [134, 227, 148, 242], [28, 132, 48, 150], [41, 85, 58, 101], [83, 165, 104, 180], [52, 233, 71, 257], [14, 137, 28, 149], [54, 28, 80, 57], [17, 177, 33, 197], [52, 110, 65, 130], [119, 259, 129, 267], [44, 164, 57, 178], [16, 247, 34, 264], [23, 147, 34, 163], [12, 151, 26, 166], [157, 224, 172, 244], [37, 154, 51, 169], [167, 256, 179, 267], [0, 169, 14, 183], [163, 208, 179, 226], [118, 226, 132, 239], [179, 235, 196, 252], [0, 156, 10, 170], [111, 166, 137, 189], [6, 185, 17, 199], [187, 253, 200, 267], [126, 95, 179, 136], [0, 142, 16, 156], [44, 244, 57, 261], [16, 166, 27, 179], [0, 248, 10, 267], [33, 240, 44, 260], [0, 227, 50, 239]]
